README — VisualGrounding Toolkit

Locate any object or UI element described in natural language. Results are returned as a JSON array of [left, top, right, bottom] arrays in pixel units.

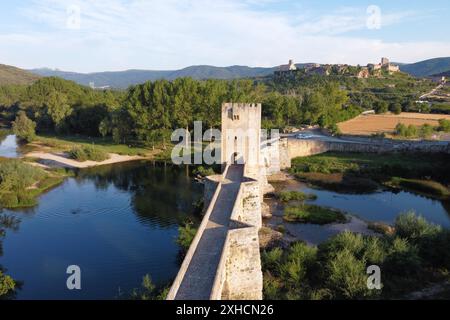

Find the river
[[267, 179, 450, 245], [0, 161, 202, 299]]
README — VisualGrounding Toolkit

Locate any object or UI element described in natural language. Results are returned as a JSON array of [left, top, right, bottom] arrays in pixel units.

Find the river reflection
[[0, 161, 202, 300]]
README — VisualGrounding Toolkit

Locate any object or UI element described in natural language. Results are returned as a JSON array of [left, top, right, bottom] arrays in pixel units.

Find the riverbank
[[25, 151, 146, 169], [0, 157, 72, 208], [289, 152, 450, 199], [18, 134, 171, 169], [261, 170, 450, 300]]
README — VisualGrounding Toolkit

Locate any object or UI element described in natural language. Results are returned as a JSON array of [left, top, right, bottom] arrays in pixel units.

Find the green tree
[[374, 101, 389, 114], [389, 102, 402, 115], [12, 111, 36, 142], [46, 90, 72, 132], [418, 124, 434, 139], [0, 271, 15, 297], [438, 119, 450, 132]]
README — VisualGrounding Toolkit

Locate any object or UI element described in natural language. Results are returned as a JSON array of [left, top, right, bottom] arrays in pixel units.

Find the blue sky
[[1, 0, 449, 72]]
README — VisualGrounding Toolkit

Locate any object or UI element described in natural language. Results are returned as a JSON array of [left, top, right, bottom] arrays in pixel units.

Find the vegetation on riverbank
[[68, 145, 110, 162], [0, 158, 70, 208], [33, 135, 151, 157], [176, 223, 198, 253], [262, 212, 450, 300], [284, 204, 347, 225], [290, 152, 450, 197], [277, 191, 317, 202], [129, 274, 169, 300], [0, 214, 21, 299], [387, 177, 450, 198], [394, 119, 450, 139], [12, 111, 36, 142]]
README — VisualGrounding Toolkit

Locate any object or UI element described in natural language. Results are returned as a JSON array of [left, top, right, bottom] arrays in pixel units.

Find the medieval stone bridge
[[167, 103, 450, 301], [167, 163, 263, 300]]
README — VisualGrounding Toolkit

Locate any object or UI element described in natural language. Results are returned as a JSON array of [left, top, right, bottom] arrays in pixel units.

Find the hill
[[400, 57, 450, 77], [431, 70, 450, 78], [0, 64, 41, 85], [30, 65, 278, 89]]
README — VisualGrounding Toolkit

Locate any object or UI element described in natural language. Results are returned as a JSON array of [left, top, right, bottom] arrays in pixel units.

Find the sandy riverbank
[[25, 151, 146, 169]]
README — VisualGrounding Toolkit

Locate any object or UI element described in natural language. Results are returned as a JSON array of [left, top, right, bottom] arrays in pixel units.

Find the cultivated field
[[338, 112, 450, 136]]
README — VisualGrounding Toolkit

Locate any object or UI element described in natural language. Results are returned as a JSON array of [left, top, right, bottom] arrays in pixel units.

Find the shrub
[[263, 273, 283, 300], [68, 145, 110, 162], [318, 231, 365, 260], [326, 249, 375, 299], [0, 159, 46, 192], [193, 166, 215, 177], [262, 247, 283, 272], [277, 191, 317, 202], [394, 212, 441, 241], [0, 271, 15, 297], [284, 204, 347, 225], [395, 123, 418, 138], [389, 103, 402, 115], [438, 119, 450, 132], [12, 111, 36, 142], [418, 123, 435, 139], [130, 274, 168, 300], [383, 237, 422, 292], [176, 223, 197, 252], [374, 101, 389, 114]]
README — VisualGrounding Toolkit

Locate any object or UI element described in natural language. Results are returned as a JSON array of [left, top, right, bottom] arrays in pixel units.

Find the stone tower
[[221, 103, 261, 167]]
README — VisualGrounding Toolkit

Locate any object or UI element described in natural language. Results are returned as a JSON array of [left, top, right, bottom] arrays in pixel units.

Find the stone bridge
[[167, 103, 450, 301], [166, 163, 264, 300]]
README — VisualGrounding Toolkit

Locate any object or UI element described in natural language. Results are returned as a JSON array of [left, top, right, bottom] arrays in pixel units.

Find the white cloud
[[0, 0, 448, 72]]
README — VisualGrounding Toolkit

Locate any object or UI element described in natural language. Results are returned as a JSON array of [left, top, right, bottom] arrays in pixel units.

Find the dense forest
[[0, 72, 439, 146]]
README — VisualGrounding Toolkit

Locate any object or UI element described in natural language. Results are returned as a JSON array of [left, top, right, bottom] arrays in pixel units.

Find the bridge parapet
[[166, 164, 231, 300], [167, 163, 263, 300], [211, 164, 263, 300]]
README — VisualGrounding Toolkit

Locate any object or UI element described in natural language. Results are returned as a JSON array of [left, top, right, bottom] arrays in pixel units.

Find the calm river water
[[0, 161, 202, 299]]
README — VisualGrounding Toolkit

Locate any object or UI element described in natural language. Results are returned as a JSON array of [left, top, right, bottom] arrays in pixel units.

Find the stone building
[[368, 57, 400, 74], [221, 103, 262, 168]]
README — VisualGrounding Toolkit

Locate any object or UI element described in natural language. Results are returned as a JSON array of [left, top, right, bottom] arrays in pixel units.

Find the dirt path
[[25, 151, 146, 169]]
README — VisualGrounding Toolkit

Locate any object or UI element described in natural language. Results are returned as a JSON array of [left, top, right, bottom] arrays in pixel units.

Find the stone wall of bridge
[[209, 165, 263, 300], [283, 138, 450, 164]]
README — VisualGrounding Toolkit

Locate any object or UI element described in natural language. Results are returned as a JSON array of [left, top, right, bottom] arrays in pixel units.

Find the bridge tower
[[221, 103, 261, 168]]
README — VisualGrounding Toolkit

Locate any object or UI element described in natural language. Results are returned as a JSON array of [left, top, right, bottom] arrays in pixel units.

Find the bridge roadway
[[174, 164, 244, 300]]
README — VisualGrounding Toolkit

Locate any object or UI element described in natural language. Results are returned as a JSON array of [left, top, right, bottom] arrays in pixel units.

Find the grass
[[295, 172, 379, 193], [0, 158, 71, 208], [387, 177, 450, 198], [34, 134, 151, 156], [284, 204, 347, 225], [277, 190, 317, 202], [290, 152, 450, 196]]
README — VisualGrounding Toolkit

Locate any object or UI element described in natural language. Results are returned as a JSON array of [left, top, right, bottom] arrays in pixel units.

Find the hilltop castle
[[274, 57, 400, 80]]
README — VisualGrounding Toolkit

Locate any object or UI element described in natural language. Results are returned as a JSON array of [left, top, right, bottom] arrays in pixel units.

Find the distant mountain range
[[398, 57, 450, 77], [0, 57, 448, 88], [29, 65, 279, 89], [0, 64, 41, 85]]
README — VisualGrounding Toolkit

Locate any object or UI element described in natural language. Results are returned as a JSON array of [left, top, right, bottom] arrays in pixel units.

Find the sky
[[0, 0, 449, 73]]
